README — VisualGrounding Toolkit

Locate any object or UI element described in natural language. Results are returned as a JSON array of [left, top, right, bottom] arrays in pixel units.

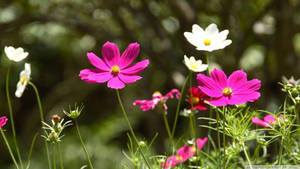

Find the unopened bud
[[52, 114, 61, 123]]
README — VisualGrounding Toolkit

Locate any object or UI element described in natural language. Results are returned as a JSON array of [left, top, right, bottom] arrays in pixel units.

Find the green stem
[[28, 81, 52, 169], [116, 90, 151, 169], [278, 137, 283, 165], [206, 53, 210, 74], [75, 120, 94, 169], [0, 128, 20, 169], [188, 71, 197, 139], [25, 133, 38, 169], [6, 66, 23, 169], [242, 142, 253, 169], [171, 73, 191, 137], [57, 143, 64, 169], [222, 106, 226, 168], [52, 144, 56, 169], [162, 111, 173, 143], [216, 111, 221, 168]]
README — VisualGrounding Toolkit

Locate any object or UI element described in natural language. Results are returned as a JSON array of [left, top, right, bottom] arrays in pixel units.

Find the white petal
[[192, 24, 204, 35], [218, 30, 229, 41], [205, 24, 219, 35], [184, 32, 201, 48], [15, 83, 26, 98], [184, 55, 190, 67]]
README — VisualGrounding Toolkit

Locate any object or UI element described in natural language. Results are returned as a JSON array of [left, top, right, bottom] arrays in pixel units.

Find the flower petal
[[264, 115, 276, 124], [119, 42, 140, 69], [209, 96, 228, 106], [252, 117, 267, 127], [118, 73, 142, 84], [205, 24, 219, 35], [101, 42, 120, 67], [196, 137, 208, 150], [197, 73, 223, 97], [209, 68, 227, 89], [87, 52, 110, 71], [121, 59, 149, 74], [228, 70, 247, 90], [79, 69, 112, 83], [107, 76, 125, 89], [0, 116, 8, 128], [234, 79, 261, 95]]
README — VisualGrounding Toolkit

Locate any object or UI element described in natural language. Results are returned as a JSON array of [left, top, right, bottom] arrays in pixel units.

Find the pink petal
[[165, 89, 180, 99], [209, 96, 228, 106], [252, 117, 267, 127], [209, 68, 228, 89], [228, 70, 247, 90], [226, 95, 247, 105], [79, 69, 112, 83], [118, 73, 142, 84], [87, 52, 110, 71], [119, 42, 140, 69], [121, 60, 149, 74], [234, 79, 261, 95], [197, 74, 223, 97], [264, 115, 276, 124], [196, 137, 208, 150], [101, 42, 120, 67], [0, 116, 8, 128], [107, 76, 125, 89]]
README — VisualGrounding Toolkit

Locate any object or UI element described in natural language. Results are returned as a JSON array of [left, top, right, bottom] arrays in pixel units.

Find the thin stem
[[162, 111, 173, 142], [222, 106, 226, 168], [116, 90, 151, 169], [28, 81, 52, 169], [171, 73, 191, 136], [6, 66, 23, 169], [206, 53, 210, 74], [242, 142, 253, 169], [216, 111, 221, 168], [57, 143, 64, 169], [52, 144, 56, 169], [75, 120, 94, 169], [189, 71, 197, 139], [26, 133, 38, 169], [278, 137, 283, 165], [0, 128, 20, 169]]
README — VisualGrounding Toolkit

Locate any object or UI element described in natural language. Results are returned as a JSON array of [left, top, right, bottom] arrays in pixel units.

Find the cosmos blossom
[[184, 55, 208, 72], [161, 137, 208, 169], [15, 63, 31, 98], [133, 89, 180, 113], [184, 24, 232, 52], [197, 68, 261, 107], [4, 46, 29, 62], [0, 116, 8, 128], [252, 114, 283, 127], [188, 87, 209, 111], [79, 42, 149, 89]]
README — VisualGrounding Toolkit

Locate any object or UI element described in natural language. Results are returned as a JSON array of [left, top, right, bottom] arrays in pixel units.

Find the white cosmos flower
[[184, 55, 208, 72], [15, 63, 31, 98], [184, 24, 232, 52], [4, 46, 29, 62]]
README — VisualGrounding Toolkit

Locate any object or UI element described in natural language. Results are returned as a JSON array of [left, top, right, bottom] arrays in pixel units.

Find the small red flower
[[188, 87, 208, 111]]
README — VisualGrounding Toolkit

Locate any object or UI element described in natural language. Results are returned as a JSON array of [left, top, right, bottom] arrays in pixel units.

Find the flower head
[[0, 116, 8, 128], [184, 24, 232, 52], [133, 89, 180, 114], [197, 68, 261, 106], [188, 87, 209, 111], [160, 137, 207, 169], [184, 55, 208, 72], [79, 42, 149, 89], [4, 46, 29, 62], [252, 114, 282, 128], [63, 103, 84, 119], [15, 63, 31, 98]]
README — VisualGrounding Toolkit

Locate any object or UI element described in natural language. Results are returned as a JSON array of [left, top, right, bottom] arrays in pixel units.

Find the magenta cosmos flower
[[133, 89, 180, 113], [161, 137, 208, 169], [79, 42, 149, 89], [0, 116, 8, 128], [197, 68, 261, 106], [252, 114, 283, 128]]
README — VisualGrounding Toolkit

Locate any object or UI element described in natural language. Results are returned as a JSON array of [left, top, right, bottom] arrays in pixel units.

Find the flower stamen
[[20, 76, 27, 85], [111, 65, 120, 75], [222, 87, 232, 96], [191, 97, 200, 104], [203, 39, 211, 46]]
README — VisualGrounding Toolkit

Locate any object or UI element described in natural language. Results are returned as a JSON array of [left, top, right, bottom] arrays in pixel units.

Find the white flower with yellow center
[[15, 63, 31, 98], [184, 24, 232, 52], [4, 46, 29, 62], [184, 55, 208, 72]]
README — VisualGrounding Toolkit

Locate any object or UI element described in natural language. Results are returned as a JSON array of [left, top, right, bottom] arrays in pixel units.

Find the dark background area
[[0, 0, 300, 168]]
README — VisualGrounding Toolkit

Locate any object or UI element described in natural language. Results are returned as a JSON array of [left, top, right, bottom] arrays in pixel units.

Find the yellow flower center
[[176, 155, 183, 161], [111, 65, 120, 75], [222, 87, 232, 96], [191, 97, 200, 104], [190, 146, 196, 153], [190, 62, 198, 69], [20, 76, 27, 85], [204, 39, 211, 46], [153, 91, 161, 95]]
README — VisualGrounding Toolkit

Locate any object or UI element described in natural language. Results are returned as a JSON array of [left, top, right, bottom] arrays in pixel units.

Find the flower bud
[[52, 114, 61, 123], [64, 104, 83, 119]]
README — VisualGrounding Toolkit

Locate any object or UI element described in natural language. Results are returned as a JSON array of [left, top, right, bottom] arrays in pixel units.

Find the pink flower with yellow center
[[161, 137, 208, 169], [0, 116, 8, 128], [197, 68, 261, 106], [133, 89, 180, 113], [79, 42, 149, 89], [252, 114, 283, 128]]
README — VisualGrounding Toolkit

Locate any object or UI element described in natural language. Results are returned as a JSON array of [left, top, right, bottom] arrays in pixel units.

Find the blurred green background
[[0, 0, 300, 168]]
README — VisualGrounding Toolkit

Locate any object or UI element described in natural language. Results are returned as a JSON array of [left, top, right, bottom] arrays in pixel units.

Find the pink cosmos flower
[[0, 116, 8, 128], [161, 137, 208, 169], [197, 68, 261, 106], [133, 89, 180, 113], [79, 42, 149, 89], [252, 114, 283, 127]]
